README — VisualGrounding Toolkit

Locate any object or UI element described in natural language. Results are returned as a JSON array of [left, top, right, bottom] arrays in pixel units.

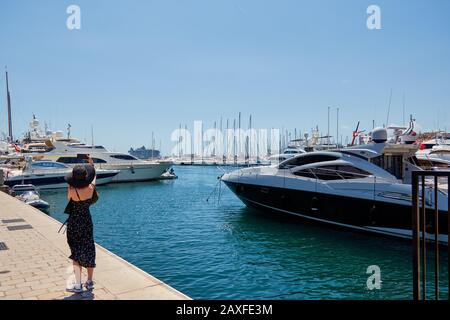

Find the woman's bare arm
[[67, 186, 73, 200], [87, 154, 97, 186]]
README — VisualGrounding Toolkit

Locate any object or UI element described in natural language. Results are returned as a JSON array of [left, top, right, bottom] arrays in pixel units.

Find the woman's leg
[[73, 261, 82, 284], [87, 267, 94, 282]]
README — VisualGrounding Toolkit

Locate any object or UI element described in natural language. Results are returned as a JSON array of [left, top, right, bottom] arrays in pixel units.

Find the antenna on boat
[[385, 89, 393, 127], [5, 68, 13, 142]]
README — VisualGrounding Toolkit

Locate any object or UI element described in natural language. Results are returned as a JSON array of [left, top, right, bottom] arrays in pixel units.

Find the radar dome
[[371, 127, 387, 143]]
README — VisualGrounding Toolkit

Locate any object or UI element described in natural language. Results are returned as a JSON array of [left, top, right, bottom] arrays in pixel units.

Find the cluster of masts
[[171, 110, 422, 165]]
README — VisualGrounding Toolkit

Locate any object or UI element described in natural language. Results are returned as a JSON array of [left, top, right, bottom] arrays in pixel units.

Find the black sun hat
[[64, 164, 96, 188]]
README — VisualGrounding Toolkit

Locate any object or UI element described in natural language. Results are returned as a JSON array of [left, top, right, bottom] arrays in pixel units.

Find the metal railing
[[412, 170, 450, 300]]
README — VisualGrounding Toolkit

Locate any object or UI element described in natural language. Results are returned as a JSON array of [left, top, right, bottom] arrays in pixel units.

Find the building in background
[[129, 146, 161, 159]]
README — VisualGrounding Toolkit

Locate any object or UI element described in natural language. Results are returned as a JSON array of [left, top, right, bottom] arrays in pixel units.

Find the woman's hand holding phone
[[86, 154, 94, 166]]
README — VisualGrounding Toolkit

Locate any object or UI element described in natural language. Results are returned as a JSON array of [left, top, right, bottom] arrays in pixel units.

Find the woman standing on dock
[[64, 155, 97, 293]]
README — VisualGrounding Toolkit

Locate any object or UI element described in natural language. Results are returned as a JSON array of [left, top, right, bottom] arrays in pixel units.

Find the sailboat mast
[[238, 112, 241, 158], [151, 131, 154, 159], [233, 119, 236, 163], [225, 118, 228, 162], [5, 71, 13, 142], [327, 106, 330, 145], [336, 107, 339, 146], [248, 114, 252, 161], [91, 125, 94, 148]]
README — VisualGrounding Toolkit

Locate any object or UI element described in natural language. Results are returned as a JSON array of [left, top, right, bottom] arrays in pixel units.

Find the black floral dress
[[66, 198, 96, 268]]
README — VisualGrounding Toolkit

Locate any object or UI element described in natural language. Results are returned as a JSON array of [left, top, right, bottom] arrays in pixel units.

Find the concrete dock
[[0, 191, 190, 300]]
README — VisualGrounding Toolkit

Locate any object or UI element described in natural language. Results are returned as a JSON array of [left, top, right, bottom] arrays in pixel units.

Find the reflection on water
[[42, 166, 448, 299]]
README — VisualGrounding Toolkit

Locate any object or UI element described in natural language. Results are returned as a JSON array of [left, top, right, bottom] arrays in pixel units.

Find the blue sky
[[1, 0, 449, 154]]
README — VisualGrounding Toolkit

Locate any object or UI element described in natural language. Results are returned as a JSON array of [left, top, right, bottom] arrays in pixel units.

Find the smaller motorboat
[[159, 168, 178, 180], [12, 184, 50, 211]]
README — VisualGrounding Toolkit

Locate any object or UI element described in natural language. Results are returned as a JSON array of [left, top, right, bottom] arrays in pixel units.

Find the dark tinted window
[[57, 157, 84, 164], [279, 154, 339, 169], [110, 154, 137, 161], [57, 157, 107, 164], [293, 169, 317, 179], [71, 145, 105, 149]]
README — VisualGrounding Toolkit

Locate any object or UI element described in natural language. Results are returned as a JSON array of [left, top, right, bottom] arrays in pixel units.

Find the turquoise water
[[41, 165, 448, 300]]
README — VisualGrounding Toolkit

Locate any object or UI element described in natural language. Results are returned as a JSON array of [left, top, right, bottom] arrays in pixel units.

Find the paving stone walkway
[[0, 191, 190, 300]]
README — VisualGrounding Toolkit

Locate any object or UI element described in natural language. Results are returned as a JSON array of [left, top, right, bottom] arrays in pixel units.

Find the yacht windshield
[[279, 154, 339, 169], [57, 156, 107, 164]]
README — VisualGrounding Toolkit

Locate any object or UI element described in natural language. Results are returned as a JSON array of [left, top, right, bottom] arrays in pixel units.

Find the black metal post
[[412, 171, 450, 301], [434, 176, 439, 300], [412, 172, 420, 300], [421, 175, 426, 300]]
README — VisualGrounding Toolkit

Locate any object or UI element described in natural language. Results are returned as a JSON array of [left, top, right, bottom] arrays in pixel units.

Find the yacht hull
[[98, 162, 172, 182], [5, 171, 118, 189], [223, 180, 448, 244]]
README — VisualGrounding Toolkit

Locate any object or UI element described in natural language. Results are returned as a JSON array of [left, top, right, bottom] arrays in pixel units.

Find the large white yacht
[[36, 141, 173, 183], [221, 128, 448, 244], [19, 116, 172, 183]]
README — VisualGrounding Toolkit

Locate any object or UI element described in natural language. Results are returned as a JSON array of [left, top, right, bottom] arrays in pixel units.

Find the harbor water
[[42, 165, 448, 300]]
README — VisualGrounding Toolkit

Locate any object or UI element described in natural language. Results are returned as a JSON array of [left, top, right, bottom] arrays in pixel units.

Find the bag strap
[[58, 217, 69, 234]]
